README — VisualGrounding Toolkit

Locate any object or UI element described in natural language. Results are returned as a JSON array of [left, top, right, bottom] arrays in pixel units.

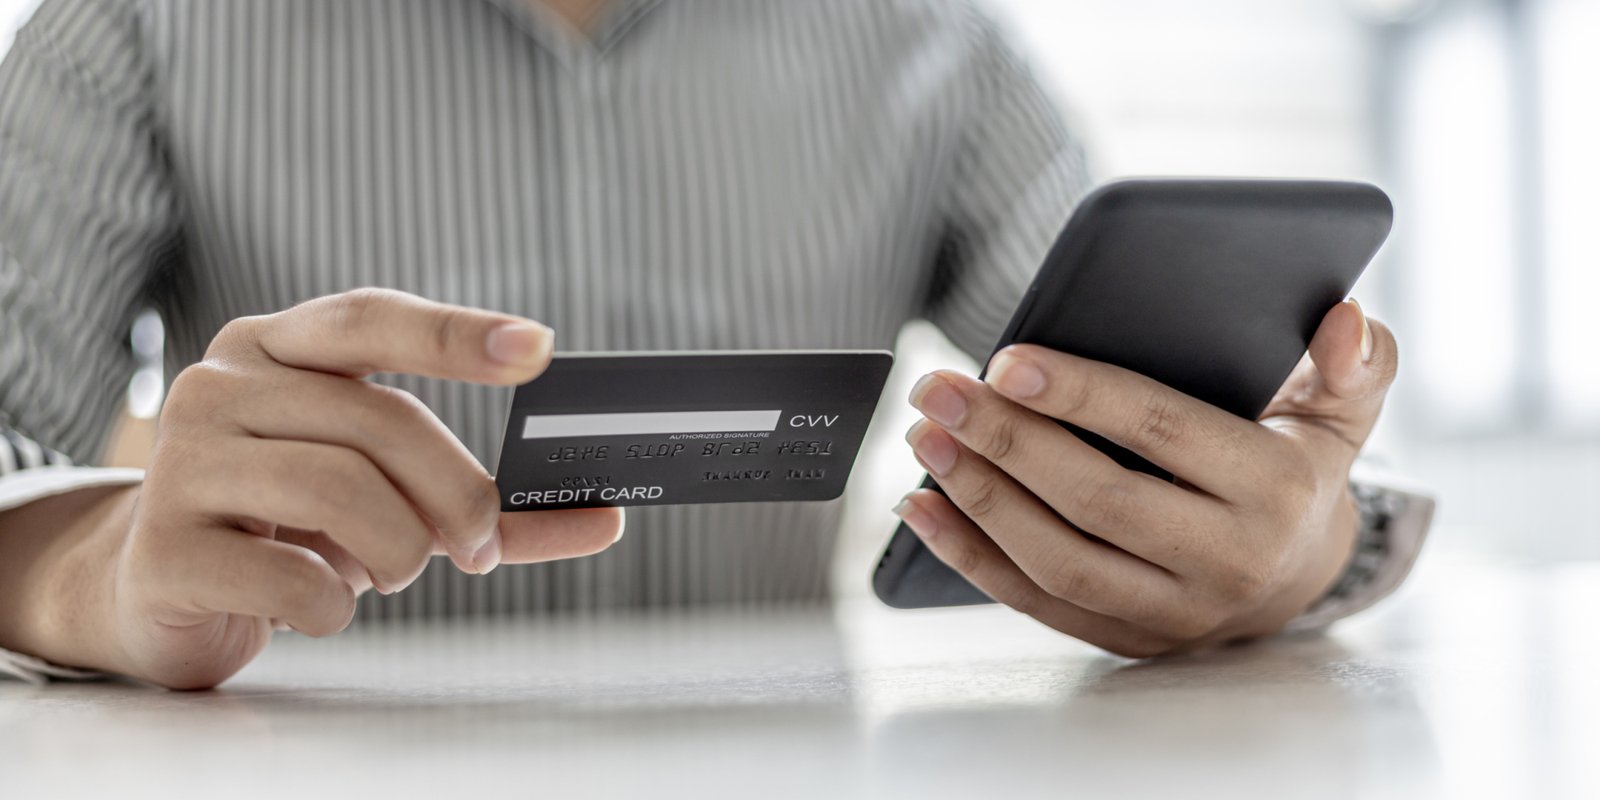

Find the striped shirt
[[0, 0, 1095, 620], [0, 0, 1422, 642]]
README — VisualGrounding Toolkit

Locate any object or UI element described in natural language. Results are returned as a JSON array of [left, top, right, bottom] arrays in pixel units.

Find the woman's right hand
[[0, 288, 623, 688]]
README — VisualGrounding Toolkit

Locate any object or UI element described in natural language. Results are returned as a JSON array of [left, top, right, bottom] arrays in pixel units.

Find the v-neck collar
[[481, 0, 666, 66]]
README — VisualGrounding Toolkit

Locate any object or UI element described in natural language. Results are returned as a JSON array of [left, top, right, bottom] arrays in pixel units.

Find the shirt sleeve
[[0, 0, 180, 681], [0, 0, 182, 469], [918, 6, 1096, 362]]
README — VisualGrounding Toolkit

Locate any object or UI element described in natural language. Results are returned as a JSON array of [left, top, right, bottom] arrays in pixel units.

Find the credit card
[[494, 351, 895, 511]]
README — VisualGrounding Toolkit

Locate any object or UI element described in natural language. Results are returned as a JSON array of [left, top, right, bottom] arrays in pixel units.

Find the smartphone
[[871, 178, 1394, 609]]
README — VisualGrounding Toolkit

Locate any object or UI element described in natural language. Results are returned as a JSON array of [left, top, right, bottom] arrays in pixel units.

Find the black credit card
[[494, 351, 894, 511]]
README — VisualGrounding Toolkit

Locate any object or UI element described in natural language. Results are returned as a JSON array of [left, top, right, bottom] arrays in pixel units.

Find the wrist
[[1222, 487, 1360, 643], [1310, 487, 1363, 602], [0, 484, 138, 673]]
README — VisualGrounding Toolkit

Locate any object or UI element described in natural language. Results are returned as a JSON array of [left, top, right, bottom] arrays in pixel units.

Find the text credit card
[[494, 351, 895, 511]]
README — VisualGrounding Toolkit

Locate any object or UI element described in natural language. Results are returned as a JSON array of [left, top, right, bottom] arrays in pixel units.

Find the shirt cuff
[[0, 466, 143, 683], [0, 465, 145, 514], [1284, 465, 1436, 633], [0, 646, 104, 686]]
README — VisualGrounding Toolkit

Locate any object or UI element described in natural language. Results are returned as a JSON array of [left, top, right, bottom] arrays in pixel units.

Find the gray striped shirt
[[0, 0, 1093, 618]]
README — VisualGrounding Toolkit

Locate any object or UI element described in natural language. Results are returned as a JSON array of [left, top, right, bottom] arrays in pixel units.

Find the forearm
[[0, 484, 137, 673]]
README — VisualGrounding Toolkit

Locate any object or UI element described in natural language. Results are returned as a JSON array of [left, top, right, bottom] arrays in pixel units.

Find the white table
[[3, 556, 1596, 799]]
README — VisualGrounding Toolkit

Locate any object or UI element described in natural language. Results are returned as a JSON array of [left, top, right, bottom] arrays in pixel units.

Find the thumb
[[1264, 299, 1399, 452], [1308, 299, 1398, 404], [496, 506, 626, 564]]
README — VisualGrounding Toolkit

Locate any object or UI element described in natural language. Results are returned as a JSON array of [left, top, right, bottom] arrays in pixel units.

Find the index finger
[[983, 344, 1278, 497], [249, 287, 554, 385]]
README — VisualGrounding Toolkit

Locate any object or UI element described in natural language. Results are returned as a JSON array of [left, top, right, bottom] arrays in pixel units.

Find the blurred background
[[2, 0, 1595, 586]]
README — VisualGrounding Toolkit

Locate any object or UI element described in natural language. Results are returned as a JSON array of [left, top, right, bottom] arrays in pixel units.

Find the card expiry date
[[493, 351, 894, 510]]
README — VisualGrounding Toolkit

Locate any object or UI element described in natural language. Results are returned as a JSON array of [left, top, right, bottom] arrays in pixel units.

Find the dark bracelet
[[1304, 482, 1400, 612]]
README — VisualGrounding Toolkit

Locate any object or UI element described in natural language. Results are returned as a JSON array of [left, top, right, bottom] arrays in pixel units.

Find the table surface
[[3, 555, 1596, 799]]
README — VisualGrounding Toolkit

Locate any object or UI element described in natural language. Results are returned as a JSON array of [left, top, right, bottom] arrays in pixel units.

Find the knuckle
[[166, 363, 221, 401], [389, 526, 435, 579], [980, 413, 1024, 464], [375, 383, 434, 423], [1076, 476, 1138, 534], [278, 549, 340, 607], [1215, 560, 1273, 604], [1003, 585, 1049, 620], [161, 367, 202, 413], [1131, 390, 1186, 451], [162, 364, 230, 423], [316, 452, 430, 579], [355, 384, 430, 447], [309, 289, 402, 375], [1057, 371, 1096, 420], [961, 476, 1005, 522], [1038, 555, 1095, 602], [326, 287, 396, 338], [204, 316, 265, 359], [426, 305, 471, 363], [943, 539, 987, 580], [1081, 476, 1132, 534]]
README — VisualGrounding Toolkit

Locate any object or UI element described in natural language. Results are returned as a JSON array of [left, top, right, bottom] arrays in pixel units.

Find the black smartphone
[[872, 178, 1394, 609]]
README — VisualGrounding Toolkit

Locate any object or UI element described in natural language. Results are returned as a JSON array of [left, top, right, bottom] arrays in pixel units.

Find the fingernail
[[1350, 300, 1374, 363], [987, 349, 1046, 399], [906, 421, 958, 477], [472, 529, 502, 575], [485, 321, 554, 366], [892, 494, 940, 541], [909, 374, 967, 428], [1350, 300, 1376, 363]]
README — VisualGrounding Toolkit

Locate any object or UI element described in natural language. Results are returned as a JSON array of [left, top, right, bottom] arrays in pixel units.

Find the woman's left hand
[[894, 299, 1397, 657]]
